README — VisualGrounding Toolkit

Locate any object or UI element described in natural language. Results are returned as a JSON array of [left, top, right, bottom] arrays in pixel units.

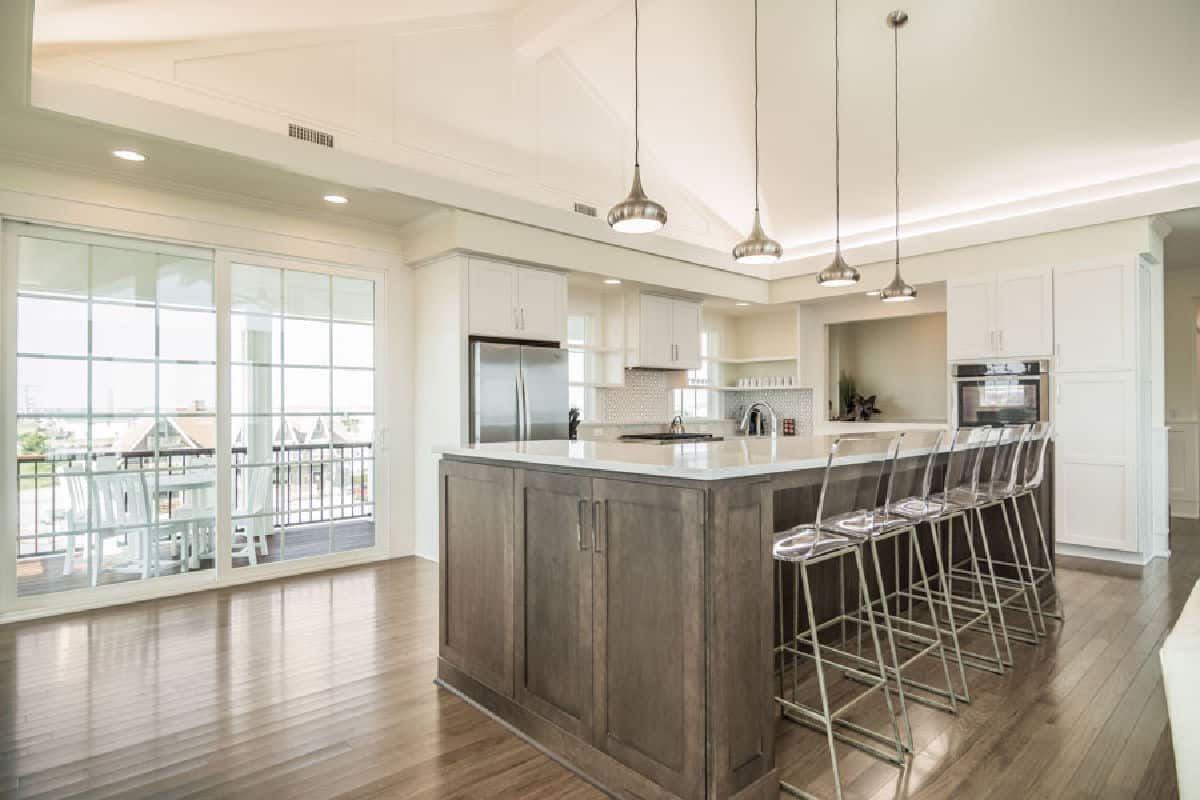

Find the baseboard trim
[[1055, 543, 1153, 566]]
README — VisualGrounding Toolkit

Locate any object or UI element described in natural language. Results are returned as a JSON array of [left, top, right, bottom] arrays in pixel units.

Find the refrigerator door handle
[[520, 364, 531, 439]]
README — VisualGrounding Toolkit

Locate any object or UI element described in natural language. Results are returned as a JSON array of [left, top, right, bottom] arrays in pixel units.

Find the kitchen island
[[434, 436, 1053, 800]]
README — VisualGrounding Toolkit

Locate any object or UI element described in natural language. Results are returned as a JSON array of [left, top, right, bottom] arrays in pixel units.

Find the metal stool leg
[[866, 536, 914, 751], [997, 500, 1040, 644], [780, 562, 846, 800], [1028, 492, 1064, 621], [972, 507, 1015, 666], [927, 519, 972, 700], [854, 547, 907, 767], [1007, 495, 1048, 635], [960, 511, 1009, 670], [910, 526, 959, 713]]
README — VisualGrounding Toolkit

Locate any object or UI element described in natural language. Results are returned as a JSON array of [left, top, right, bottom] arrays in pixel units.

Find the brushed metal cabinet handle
[[578, 498, 589, 551], [592, 500, 606, 553]]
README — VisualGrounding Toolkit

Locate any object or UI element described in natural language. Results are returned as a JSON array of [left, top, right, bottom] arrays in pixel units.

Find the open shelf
[[570, 380, 625, 389], [567, 344, 622, 353], [712, 354, 798, 364], [692, 385, 809, 392]]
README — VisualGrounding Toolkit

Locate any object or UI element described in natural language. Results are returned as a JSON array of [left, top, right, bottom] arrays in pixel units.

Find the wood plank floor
[[1, 530, 1195, 799]]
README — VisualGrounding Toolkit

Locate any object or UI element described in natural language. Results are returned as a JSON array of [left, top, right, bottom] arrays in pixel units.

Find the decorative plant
[[837, 371, 856, 418], [839, 394, 883, 422]]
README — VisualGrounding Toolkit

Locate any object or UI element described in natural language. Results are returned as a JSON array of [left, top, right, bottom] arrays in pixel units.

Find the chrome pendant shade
[[733, 209, 782, 264], [817, 0, 859, 287], [816, 246, 859, 287], [608, 0, 666, 234], [733, 0, 781, 264], [608, 165, 667, 233], [880, 9, 916, 302]]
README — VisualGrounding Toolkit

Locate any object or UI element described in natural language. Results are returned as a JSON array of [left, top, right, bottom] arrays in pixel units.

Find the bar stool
[[948, 424, 1042, 650], [881, 430, 979, 702], [773, 436, 906, 800], [902, 427, 1008, 675], [987, 422, 1062, 633], [821, 434, 959, 726]]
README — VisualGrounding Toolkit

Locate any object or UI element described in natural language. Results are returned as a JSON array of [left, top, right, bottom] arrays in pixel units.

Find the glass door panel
[[229, 264, 375, 567], [13, 229, 215, 596]]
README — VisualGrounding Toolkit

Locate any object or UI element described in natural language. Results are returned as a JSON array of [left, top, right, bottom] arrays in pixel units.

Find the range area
[[617, 432, 723, 444]]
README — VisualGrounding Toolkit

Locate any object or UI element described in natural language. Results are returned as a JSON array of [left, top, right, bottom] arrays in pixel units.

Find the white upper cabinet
[[947, 268, 1053, 360], [638, 294, 675, 367], [670, 300, 702, 368], [1053, 261, 1136, 373], [633, 294, 702, 369], [468, 258, 519, 337], [946, 276, 996, 361], [995, 269, 1054, 358], [516, 268, 564, 341], [468, 258, 565, 342]]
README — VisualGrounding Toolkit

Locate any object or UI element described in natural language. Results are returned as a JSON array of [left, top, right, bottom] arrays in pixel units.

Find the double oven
[[953, 361, 1050, 428]]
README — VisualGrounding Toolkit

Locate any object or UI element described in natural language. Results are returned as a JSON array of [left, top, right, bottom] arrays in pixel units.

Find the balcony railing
[[16, 442, 373, 558]]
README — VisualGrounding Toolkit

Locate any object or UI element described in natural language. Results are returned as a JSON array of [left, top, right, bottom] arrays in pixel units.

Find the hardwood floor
[[1, 530, 1195, 799]]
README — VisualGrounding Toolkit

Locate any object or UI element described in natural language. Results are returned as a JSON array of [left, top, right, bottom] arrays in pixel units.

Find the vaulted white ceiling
[[25, 0, 1200, 279]]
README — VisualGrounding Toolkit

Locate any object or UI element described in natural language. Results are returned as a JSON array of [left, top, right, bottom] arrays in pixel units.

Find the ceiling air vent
[[288, 123, 334, 148], [573, 202, 598, 218]]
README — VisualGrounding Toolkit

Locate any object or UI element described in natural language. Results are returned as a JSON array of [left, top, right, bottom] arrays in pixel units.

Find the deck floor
[[16, 518, 375, 596], [0, 525, 1194, 798]]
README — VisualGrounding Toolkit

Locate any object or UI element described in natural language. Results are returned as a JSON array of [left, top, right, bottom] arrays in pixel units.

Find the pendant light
[[608, 0, 668, 234], [816, 0, 860, 287], [733, 0, 782, 265], [880, 10, 917, 302]]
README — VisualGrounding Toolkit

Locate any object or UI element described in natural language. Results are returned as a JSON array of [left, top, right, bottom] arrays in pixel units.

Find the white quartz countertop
[[440, 433, 950, 481]]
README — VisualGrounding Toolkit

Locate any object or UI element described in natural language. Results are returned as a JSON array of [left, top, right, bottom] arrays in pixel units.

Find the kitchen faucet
[[739, 401, 778, 437]]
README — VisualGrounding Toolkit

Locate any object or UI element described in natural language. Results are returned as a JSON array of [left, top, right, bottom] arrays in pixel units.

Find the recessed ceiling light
[[603, 278, 622, 285], [112, 149, 146, 162], [323, 194, 349, 205], [735, 302, 751, 307]]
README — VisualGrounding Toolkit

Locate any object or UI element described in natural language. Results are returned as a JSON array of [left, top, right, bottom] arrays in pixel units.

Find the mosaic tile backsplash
[[725, 389, 814, 435], [598, 369, 673, 424], [597, 369, 813, 434]]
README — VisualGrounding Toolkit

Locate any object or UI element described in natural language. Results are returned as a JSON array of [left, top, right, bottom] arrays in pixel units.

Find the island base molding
[[435, 660, 780, 800]]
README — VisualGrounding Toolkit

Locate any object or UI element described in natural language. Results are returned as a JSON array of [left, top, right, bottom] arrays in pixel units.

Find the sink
[[618, 433, 723, 444]]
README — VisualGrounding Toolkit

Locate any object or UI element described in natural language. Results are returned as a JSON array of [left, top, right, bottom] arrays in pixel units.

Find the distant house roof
[[113, 417, 216, 453]]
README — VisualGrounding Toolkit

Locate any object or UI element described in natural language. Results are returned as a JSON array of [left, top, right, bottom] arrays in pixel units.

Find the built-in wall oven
[[953, 361, 1050, 427]]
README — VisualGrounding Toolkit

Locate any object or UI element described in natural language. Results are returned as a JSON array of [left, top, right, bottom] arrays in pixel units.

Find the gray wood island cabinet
[[435, 437, 1054, 800]]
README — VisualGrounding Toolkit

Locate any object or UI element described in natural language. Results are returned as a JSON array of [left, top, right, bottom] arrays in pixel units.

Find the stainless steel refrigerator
[[470, 339, 569, 443]]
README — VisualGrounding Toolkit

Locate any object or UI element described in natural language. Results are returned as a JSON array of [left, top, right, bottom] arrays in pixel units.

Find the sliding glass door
[[14, 227, 216, 595], [6, 223, 381, 604], [229, 261, 376, 568]]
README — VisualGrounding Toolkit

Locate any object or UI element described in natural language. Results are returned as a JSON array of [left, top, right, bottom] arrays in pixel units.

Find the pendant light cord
[[634, 0, 640, 168], [893, 19, 901, 277], [834, 0, 840, 248], [754, 0, 760, 212]]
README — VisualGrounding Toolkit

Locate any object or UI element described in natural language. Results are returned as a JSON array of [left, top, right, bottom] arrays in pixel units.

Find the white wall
[[799, 283, 948, 427], [412, 254, 468, 560], [1164, 237, 1200, 519], [829, 312, 948, 423], [0, 157, 415, 619]]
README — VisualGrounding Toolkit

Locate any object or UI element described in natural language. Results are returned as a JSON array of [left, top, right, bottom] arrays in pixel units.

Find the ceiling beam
[[512, 0, 624, 61]]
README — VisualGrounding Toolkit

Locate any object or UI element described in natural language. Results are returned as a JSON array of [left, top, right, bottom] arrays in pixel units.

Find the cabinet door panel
[[468, 259, 518, 337], [515, 469, 593, 739], [1054, 372, 1137, 551], [440, 460, 515, 697], [639, 294, 675, 367], [517, 268, 564, 342], [947, 277, 996, 361], [671, 300, 702, 369], [996, 269, 1053, 357], [1054, 261, 1135, 372], [592, 478, 705, 799]]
